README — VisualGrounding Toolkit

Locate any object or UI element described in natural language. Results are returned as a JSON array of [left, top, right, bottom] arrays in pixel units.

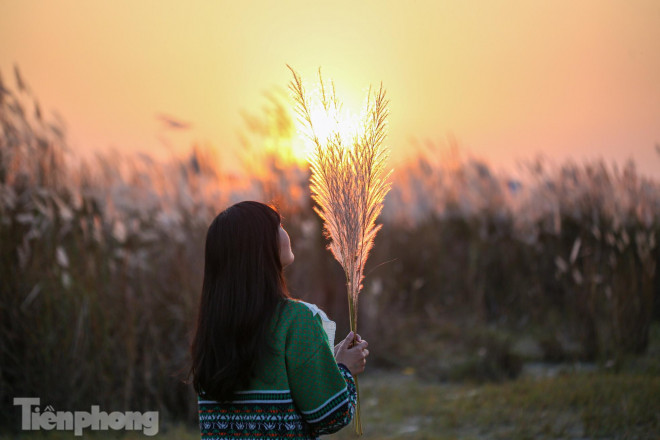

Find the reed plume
[[288, 65, 392, 435]]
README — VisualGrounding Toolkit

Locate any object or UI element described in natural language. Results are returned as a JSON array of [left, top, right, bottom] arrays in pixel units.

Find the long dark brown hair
[[190, 201, 289, 400]]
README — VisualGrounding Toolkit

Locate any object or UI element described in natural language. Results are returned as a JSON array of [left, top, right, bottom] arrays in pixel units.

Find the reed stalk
[[288, 65, 391, 435]]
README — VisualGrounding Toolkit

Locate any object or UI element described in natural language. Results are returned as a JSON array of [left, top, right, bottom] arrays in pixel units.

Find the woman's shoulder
[[279, 300, 333, 364], [280, 298, 316, 319], [277, 298, 327, 329]]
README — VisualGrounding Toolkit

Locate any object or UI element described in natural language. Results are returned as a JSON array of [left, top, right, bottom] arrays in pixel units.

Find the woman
[[190, 201, 369, 439]]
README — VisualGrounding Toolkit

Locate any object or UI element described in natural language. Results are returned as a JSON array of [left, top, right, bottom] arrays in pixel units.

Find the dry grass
[[288, 66, 391, 331]]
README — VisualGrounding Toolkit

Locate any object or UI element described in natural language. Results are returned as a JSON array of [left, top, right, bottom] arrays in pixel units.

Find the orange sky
[[2, 1, 659, 177]]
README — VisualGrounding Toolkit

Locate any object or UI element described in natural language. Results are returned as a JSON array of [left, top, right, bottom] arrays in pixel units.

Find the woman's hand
[[334, 331, 369, 376]]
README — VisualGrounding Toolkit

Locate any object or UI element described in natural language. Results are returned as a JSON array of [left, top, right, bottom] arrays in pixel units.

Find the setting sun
[[288, 71, 370, 164], [286, 106, 367, 167], [307, 99, 360, 145]]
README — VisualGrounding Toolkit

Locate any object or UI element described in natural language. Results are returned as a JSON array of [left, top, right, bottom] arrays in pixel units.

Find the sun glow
[[291, 85, 364, 163], [308, 104, 359, 145]]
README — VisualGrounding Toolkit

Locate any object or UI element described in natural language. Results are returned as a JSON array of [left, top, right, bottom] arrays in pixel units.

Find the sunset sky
[[2, 0, 659, 177]]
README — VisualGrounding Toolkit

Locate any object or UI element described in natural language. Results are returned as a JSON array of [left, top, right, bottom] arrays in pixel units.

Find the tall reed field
[[369, 146, 659, 380], [1, 69, 658, 430]]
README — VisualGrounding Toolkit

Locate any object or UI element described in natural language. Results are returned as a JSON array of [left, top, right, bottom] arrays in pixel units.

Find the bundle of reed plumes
[[288, 66, 391, 435]]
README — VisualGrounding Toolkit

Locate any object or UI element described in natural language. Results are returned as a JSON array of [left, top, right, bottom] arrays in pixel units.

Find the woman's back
[[198, 299, 356, 439]]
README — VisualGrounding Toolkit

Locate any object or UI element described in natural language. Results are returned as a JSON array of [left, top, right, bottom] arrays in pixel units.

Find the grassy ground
[[4, 327, 659, 440], [4, 369, 658, 439], [332, 367, 660, 439]]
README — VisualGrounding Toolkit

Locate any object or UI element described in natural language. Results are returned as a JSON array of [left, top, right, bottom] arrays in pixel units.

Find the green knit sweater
[[198, 299, 357, 439]]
